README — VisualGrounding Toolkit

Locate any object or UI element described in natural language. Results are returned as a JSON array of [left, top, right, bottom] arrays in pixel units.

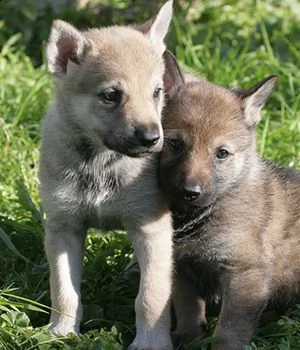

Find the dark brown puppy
[[160, 53, 300, 350]]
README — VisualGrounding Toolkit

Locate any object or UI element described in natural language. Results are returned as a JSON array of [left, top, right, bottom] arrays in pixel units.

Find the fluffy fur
[[160, 52, 300, 349], [40, 3, 175, 349]]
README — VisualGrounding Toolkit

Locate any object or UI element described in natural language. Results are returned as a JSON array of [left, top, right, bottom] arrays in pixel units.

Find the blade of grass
[[0, 228, 31, 264]]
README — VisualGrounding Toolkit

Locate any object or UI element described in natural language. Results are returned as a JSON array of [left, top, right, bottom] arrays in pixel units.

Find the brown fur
[[160, 52, 300, 349]]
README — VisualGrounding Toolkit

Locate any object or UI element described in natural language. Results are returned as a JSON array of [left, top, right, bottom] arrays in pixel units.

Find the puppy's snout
[[181, 179, 202, 201], [135, 125, 161, 147]]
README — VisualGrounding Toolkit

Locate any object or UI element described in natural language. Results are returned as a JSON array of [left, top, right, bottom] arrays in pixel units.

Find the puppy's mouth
[[164, 189, 217, 210], [103, 139, 162, 158], [172, 200, 213, 220], [124, 147, 158, 158]]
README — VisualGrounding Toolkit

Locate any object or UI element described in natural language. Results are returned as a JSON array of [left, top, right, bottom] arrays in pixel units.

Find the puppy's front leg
[[172, 262, 207, 347], [212, 269, 270, 350], [45, 217, 86, 336], [126, 211, 173, 350]]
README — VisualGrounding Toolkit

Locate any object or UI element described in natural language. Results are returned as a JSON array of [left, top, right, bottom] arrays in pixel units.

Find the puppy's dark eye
[[166, 137, 185, 152], [216, 148, 230, 160], [153, 87, 163, 100], [98, 88, 122, 106]]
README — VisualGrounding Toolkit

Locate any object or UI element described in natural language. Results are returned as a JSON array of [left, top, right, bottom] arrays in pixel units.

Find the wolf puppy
[[160, 54, 300, 349], [40, 2, 174, 349]]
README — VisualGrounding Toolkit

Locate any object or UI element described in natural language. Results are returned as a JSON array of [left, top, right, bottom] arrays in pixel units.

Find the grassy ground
[[0, 0, 299, 349]]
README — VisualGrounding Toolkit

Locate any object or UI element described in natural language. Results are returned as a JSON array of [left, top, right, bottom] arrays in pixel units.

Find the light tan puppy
[[160, 52, 300, 349], [40, 2, 174, 349]]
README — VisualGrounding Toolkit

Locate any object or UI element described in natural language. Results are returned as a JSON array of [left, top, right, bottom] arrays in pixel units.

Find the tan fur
[[40, 3, 175, 350], [160, 53, 300, 349]]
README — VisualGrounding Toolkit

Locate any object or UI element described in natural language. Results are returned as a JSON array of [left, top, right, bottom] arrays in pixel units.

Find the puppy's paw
[[48, 320, 79, 337], [128, 344, 173, 350], [128, 336, 173, 350], [172, 326, 205, 348]]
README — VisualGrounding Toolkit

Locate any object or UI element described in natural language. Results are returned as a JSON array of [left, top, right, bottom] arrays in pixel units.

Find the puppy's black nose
[[181, 181, 202, 201], [135, 127, 160, 147]]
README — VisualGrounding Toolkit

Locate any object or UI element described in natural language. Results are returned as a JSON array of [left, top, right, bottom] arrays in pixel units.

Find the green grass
[[0, 0, 299, 349]]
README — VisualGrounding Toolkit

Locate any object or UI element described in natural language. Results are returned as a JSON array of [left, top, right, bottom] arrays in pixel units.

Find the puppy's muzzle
[[135, 125, 161, 148], [179, 179, 202, 202], [104, 123, 162, 157], [175, 178, 217, 207]]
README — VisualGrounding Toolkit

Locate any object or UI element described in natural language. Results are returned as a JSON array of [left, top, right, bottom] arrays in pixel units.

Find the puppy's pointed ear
[[46, 20, 92, 79], [139, 0, 173, 56], [163, 50, 184, 100], [236, 76, 277, 127]]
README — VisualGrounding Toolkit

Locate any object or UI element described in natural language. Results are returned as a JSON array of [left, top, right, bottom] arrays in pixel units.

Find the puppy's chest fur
[[54, 141, 148, 227], [64, 148, 121, 203], [172, 205, 231, 264], [172, 206, 229, 298]]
